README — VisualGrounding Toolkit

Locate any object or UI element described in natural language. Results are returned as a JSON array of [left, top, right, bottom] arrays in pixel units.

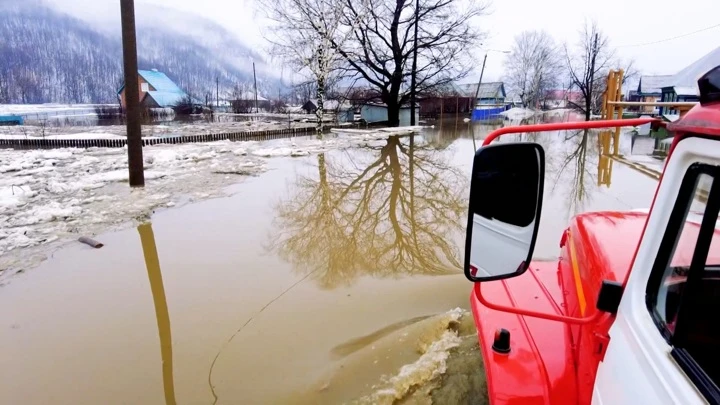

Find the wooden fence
[[0, 125, 339, 150]]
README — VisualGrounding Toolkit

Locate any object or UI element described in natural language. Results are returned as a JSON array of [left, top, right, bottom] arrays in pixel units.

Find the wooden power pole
[[120, 0, 144, 187], [253, 62, 259, 114]]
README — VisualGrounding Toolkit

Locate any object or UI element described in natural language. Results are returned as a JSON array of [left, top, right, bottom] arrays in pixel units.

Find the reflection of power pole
[[138, 223, 176, 405], [120, 0, 144, 187]]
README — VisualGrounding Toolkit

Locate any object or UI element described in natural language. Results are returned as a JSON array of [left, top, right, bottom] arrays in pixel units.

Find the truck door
[[593, 136, 720, 404]]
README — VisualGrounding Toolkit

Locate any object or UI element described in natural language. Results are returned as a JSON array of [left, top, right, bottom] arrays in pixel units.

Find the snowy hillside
[[0, 1, 274, 104]]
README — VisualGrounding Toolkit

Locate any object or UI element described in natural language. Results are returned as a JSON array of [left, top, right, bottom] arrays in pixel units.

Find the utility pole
[[471, 53, 488, 121], [216, 76, 219, 111], [120, 0, 144, 187], [253, 61, 259, 114], [409, 0, 419, 125]]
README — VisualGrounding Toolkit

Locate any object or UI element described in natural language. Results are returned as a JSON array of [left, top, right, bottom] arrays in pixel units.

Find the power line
[[617, 23, 720, 48]]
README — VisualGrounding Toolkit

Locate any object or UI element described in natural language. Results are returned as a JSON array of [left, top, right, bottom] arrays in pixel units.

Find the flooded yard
[[0, 118, 661, 404]]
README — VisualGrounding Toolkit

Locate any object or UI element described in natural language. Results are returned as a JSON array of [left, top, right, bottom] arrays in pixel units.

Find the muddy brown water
[[0, 117, 660, 404]]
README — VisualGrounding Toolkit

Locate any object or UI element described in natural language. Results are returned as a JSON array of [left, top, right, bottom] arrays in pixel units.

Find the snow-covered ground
[[625, 155, 666, 174], [498, 107, 537, 120], [0, 130, 408, 279]]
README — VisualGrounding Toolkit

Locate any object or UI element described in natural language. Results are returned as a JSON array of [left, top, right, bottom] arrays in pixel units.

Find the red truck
[[465, 66, 720, 404]]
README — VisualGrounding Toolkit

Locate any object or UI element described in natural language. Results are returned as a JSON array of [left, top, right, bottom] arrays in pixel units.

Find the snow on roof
[[638, 75, 672, 94], [361, 102, 419, 109], [302, 99, 353, 110], [321, 100, 352, 110], [662, 46, 720, 94], [673, 86, 698, 96]]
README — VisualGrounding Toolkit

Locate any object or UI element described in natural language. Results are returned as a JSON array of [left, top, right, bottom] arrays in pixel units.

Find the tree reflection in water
[[269, 135, 468, 288], [550, 128, 616, 217]]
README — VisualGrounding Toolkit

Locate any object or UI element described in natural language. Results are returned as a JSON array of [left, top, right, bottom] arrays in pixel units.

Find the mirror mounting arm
[[473, 283, 605, 325], [482, 118, 660, 147]]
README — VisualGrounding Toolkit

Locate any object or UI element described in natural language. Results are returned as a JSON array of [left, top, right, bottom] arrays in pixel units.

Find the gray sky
[[53, 0, 720, 83]]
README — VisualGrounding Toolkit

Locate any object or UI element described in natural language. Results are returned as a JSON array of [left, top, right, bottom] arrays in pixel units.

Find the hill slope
[[0, 1, 272, 104]]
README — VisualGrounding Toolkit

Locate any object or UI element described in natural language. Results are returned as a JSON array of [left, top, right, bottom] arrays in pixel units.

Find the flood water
[[0, 116, 660, 404]]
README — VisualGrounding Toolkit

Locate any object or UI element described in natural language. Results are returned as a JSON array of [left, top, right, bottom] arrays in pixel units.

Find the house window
[[141, 83, 149, 92], [646, 161, 720, 403]]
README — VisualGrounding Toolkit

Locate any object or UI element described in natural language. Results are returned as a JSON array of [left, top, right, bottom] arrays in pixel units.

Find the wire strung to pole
[[616, 23, 720, 48]]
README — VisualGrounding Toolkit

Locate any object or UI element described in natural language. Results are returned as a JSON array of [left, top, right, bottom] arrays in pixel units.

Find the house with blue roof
[[117, 69, 189, 110]]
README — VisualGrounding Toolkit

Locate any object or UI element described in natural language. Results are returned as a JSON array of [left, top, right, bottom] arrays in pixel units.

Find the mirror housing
[[464, 142, 545, 282]]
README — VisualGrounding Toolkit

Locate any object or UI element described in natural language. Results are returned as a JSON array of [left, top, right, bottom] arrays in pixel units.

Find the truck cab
[[465, 66, 720, 405]]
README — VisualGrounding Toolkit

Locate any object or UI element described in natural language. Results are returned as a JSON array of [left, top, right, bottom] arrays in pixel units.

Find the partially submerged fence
[[0, 125, 338, 150]]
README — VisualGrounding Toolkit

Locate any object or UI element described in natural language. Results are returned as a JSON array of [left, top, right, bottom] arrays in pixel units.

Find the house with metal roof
[[117, 69, 189, 110], [632, 75, 672, 113], [457, 82, 506, 106], [660, 46, 720, 113]]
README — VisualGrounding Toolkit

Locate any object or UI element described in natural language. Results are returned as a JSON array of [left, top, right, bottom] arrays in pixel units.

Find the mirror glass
[[464, 142, 545, 281]]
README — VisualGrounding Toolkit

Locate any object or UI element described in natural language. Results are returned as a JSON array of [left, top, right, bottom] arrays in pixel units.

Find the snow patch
[[0, 129, 433, 277], [498, 107, 536, 120]]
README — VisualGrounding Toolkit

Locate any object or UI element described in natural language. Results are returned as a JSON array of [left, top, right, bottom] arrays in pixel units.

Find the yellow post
[[612, 69, 624, 155], [602, 70, 612, 120], [606, 71, 616, 122]]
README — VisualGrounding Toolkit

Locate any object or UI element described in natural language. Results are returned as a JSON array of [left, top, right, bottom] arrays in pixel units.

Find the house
[[631, 75, 672, 113], [300, 99, 351, 112], [455, 82, 507, 120], [0, 115, 23, 126], [544, 90, 583, 109], [360, 103, 419, 126], [230, 91, 271, 113], [301, 99, 355, 122], [457, 82, 506, 106], [117, 69, 189, 110], [660, 46, 720, 114], [417, 82, 474, 116]]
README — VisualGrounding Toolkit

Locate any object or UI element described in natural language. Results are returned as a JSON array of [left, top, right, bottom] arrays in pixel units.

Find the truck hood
[[470, 260, 577, 405], [470, 211, 653, 405]]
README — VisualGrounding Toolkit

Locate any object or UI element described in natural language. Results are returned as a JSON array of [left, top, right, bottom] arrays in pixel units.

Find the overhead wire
[[617, 23, 720, 48]]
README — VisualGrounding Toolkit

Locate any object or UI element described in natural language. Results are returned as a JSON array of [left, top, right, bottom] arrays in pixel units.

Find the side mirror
[[464, 142, 545, 282]]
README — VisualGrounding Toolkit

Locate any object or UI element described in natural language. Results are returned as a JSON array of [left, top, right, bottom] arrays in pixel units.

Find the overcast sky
[[53, 0, 720, 84]]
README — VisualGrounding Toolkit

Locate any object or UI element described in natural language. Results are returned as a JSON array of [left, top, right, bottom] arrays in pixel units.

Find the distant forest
[[0, 5, 269, 104]]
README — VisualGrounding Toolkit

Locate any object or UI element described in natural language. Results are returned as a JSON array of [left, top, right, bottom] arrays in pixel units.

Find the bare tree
[[504, 30, 563, 110], [565, 21, 615, 121], [0, 67, 9, 104], [338, 0, 487, 126], [292, 81, 316, 106], [262, 0, 366, 135], [269, 0, 486, 127]]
